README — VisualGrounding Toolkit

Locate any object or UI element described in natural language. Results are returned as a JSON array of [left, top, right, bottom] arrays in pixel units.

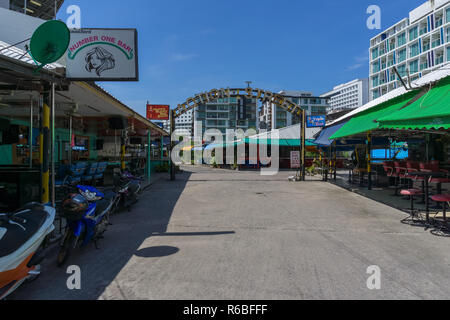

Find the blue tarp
[[314, 121, 392, 151], [314, 122, 347, 147]]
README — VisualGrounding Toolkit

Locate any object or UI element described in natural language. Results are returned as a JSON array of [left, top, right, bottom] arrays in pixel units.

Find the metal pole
[[30, 98, 33, 169], [41, 93, 50, 204], [51, 83, 56, 207], [367, 132, 373, 191], [69, 114, 72, 166], [147, 130, 151, 182], [170, 110, 176, 181], [301, 110, 306, 181], [333, 141, 337, 181], [161, 135, 164, 160], [121, 132, 126, 171]]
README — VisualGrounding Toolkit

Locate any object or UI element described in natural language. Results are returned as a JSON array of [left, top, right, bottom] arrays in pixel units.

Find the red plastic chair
[[401, 189, 424, 224], [394, 161, 408, 196], [430, 194, 450, 231], [383, 161, 394, 178]]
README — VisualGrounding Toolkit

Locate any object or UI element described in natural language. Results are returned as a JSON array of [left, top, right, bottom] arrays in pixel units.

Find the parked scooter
[[57, 186, 115, 267], [112, 173, 140, 212], [0, 203, 55, 300]]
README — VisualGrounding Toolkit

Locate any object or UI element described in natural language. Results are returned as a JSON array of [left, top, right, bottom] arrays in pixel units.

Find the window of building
[[409, 60, 419, 74], [409, 26, 418, 41], [398, 48, 407, 62], [409, 43, 419, 57], [398, 33, 406, 46]]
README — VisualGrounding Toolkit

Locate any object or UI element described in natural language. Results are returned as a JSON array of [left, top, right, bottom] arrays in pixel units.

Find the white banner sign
[[66, 28, 138, 81], [290, 151, 300, 169]]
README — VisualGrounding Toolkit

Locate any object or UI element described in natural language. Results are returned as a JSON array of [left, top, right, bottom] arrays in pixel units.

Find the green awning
[[244, 138, 316, 147], [378, 76, 450, 130], [330, 90, 420, 139]]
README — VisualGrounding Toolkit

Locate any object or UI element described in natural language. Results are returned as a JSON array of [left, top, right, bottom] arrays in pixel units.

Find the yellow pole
[[40, 95, 50, 204]]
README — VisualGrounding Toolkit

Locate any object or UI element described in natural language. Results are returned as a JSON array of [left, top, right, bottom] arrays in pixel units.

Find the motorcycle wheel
[[57, 232, 77, 267]]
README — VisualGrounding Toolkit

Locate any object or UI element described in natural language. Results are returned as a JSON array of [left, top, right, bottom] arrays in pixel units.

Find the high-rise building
[[321, 79, 369, 115], [193, 97, 258, 138], [369, 0, 450, 100], [162, 109, 194, 136], [259, 91, 329, 131]]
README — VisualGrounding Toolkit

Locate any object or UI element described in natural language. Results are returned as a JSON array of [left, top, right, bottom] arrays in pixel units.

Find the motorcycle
[[57, 186, 115, 267], [0, 203, 55, 300], [112, 173, 141, 213]]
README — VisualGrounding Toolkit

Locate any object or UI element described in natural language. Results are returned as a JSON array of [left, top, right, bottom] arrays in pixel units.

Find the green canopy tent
[[378, 76, 450, 130], [330, 90, 420, 140]]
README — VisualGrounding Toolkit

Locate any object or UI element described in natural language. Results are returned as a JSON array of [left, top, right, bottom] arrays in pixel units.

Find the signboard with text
[[66, 28, 139, 81], [306, 115, 326, 128], [147, 105, 170, 120], [290, 151, 301, 169]]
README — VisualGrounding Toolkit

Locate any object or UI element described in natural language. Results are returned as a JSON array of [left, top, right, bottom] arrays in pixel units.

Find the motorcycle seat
[[94, 197, 114, 217], [0, 208, 48, 258]]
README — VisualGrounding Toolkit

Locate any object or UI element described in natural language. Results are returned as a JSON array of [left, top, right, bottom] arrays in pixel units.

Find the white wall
[[0, 7, 45, 51]]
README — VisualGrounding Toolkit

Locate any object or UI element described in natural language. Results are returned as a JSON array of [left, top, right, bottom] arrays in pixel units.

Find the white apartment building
[[321, 79, 369, 114], [162, 109, 194, 136], [259, 91, 329, 131], [193, 97, 258, 138], [369, 0, 450, 100]]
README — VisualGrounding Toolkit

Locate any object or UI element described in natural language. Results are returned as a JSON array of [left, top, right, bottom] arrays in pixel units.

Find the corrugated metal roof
[[0, 40, 63, 70]]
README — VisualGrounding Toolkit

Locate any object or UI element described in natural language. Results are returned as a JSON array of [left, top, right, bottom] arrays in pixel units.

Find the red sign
[[147, 105, 170, 120]]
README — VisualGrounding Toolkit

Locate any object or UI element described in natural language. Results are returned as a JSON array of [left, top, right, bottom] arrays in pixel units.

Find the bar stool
[[430, 194, 450, 232], [400, 189, 424, 224]]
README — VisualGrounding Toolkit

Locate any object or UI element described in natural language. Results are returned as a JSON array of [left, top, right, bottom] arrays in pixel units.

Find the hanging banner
[[66, 28, 139, 81], [290, 151, 301, 169], [147, 105, 170, 120]]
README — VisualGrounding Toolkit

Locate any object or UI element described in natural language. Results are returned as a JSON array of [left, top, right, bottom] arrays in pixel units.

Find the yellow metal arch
[[173, 87, 304, 119]]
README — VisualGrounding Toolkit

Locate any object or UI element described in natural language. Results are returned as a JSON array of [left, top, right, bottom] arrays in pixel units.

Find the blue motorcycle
[[57, 186, 116, 267]]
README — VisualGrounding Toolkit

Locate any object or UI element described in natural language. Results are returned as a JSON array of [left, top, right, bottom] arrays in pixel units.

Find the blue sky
[[58, 0, 425, 117]]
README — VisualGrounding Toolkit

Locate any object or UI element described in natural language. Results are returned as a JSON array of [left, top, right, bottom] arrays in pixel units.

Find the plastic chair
[[400, 189, 424, 224], [82, 163, 98, 184], [430, 194, 450, 232], [393, 161, 407, 196], [94, 162, 108, 185]]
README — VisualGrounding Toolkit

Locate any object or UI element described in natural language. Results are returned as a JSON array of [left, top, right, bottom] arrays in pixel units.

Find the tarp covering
[[330, 90, 420, 139], [244, 138, 316, 147], [378, 76, 450, 130], [314, 122, 348, 146]]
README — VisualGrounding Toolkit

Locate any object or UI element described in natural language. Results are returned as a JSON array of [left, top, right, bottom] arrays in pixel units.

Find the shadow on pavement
[[9, 170, 234, 300], [135, 246, 180, 258]]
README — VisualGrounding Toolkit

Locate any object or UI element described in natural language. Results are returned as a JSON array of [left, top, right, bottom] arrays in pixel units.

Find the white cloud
[[171, 53, 198, 62]]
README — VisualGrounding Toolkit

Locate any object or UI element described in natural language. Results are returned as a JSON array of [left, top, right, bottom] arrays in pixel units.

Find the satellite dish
[[29, 20, 70, 71]]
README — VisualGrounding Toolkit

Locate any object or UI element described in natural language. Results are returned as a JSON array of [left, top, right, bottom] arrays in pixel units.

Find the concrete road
[[9, 166, 450, 300]]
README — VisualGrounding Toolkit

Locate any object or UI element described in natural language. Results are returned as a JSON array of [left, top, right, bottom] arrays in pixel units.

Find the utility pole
[[170, 109, 176, 181]]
